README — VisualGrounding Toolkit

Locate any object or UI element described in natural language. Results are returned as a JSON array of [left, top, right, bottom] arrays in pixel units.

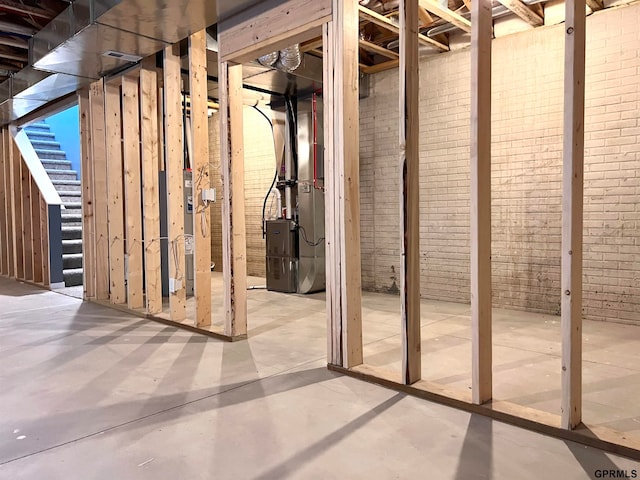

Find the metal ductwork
[[0, 0, 219, 126]]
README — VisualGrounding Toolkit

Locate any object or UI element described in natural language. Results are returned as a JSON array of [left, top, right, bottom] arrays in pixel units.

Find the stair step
[[63, 253, 83, 270], [63, 268, 83, 287], [62, 226, 83, 240], [62, 239, 83, 254], [25, 131, 56, 141], [46, 169, 78, 181], [53, 180, 81, 192], [25, 122, 50, 131], [36, 149, 67, 160], [61, 215, 82, 226], [41, 159, 72, 170], [30, 140, 61, 150], [62, 202, 82, 212]]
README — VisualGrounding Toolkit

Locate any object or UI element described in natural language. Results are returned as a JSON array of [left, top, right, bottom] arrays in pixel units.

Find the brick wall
[[209, 107, 277, 277], [359, 3, 640, 323]]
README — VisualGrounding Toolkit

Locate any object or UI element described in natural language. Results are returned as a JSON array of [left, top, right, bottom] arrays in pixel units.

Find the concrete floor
[[2, 276, 640, 479]]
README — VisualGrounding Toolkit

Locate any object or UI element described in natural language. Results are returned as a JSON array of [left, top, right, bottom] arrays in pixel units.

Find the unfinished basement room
[[1, 0, 640, 477]]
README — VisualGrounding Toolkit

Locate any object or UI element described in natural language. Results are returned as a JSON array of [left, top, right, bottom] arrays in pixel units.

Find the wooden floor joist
[[163, 44, 187, 322], [561, 0, 586, 431], [189, 30, 213, 328], [140, 61, 162, 315], [399, 0, 421, 385], [470, 0, 493, 405], [219, 60, 248, 337], [418, 0, 472, 33]]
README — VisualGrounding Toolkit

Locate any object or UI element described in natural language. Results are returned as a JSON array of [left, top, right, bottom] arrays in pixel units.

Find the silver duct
[[256, 45, 302, 73]]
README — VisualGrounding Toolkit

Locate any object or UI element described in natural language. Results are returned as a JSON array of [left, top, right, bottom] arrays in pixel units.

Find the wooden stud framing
[[122, 74, 144, 310], [399, 0, 421, 385], [105, 80, 127, 304], [40, 195, 49, 286], [164, 44, 187, 321], [140, 60, 163, 315], [0, 128, 6, 276], [89, 79, 110, 300], [20, 159, 33, 280], [561, 0, 586, 431], [470, 0, 493, 405], [79, 90, 96, 298], [324, 0, 363, 368], [30, 178, 43, 284], [5, 129, 15, 278], [219, 60, 248, 337], [189, 30, 213, 328]]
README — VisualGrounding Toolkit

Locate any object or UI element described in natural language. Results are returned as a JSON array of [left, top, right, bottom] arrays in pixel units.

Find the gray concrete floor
[[1, 276, 640, 479]]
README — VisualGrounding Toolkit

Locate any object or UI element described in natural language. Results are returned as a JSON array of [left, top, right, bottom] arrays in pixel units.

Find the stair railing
[[0, 126, 65, 287]]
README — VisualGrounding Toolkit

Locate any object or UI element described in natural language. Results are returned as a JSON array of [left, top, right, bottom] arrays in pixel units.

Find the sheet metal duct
[[0, 0, 222, 125]]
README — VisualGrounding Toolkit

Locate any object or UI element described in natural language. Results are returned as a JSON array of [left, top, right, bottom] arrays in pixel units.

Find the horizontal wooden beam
[[359, 39, 399, 59], [0, 50, 27, 62], [300, 36, 323, 52], [418, 0, 471, 33], [585, 0, 603, 11], [218, 0, 331, 63], [497, 0, 543, 26], [0, 36, 27, 50], [360, 59, 399, 74], [358, 5, 449, 52], [0, 20, 37, 36]]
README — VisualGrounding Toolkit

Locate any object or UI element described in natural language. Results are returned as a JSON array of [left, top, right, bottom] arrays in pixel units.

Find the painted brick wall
[[359, 3, 640, 323], [209, 107, 277, 277]]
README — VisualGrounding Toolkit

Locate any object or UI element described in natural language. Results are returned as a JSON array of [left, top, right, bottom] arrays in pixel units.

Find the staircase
[[24, 123, 83, 287]]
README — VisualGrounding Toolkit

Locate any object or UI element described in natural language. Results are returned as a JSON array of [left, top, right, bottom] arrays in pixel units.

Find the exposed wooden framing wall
[[189, 30, 213, 328], [89, 79, 110, 301], [5, 128, 15, 278], [105, 79, 127, 305], [140, 60, 162, 315], [470, 0, 493, 405], [399, 0, 421, 385], [218, 60, 248, 337], [324, 0, 363, 368], [122, 73, 144, 310], [164, 44, 187, 321], [561, 0, 586, 431], [79, 90, 96, 299]]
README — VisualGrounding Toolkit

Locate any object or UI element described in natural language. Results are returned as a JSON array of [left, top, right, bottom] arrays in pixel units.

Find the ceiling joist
[[0, 35, 28, 49], [418, 0, 472, 33], [0, 19, 38, 36], [497, 0, 544, 26], [0, 0, 55, 20], [359, 39, 399, 60], [586, 0, 604, 10]]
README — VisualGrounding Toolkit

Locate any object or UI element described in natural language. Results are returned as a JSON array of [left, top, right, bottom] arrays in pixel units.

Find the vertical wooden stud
[[164, 44, 187, 321], [324, 0, 363, 367], [470, 0, 493, 405], [20, 152, 33, 281], [105, 80, 127, 304], [189, 30, 213, 328], [41, 195, 49, 286], [5, 129, 14, 278], [90, 79, 110, 300], [0, 128, 6, 276], [31, 178, 43, 284], [219, 61, 248, 337], [79, 89, 96, 298], [141, 60, 163, 315], [399, 0, 421, 385], [122, 74, 144, 310], [561, 0, 586, 430]]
